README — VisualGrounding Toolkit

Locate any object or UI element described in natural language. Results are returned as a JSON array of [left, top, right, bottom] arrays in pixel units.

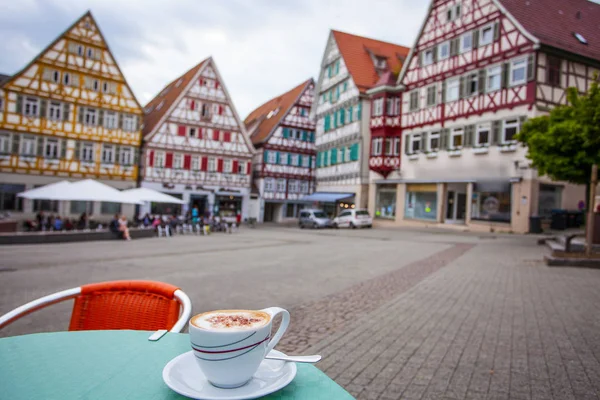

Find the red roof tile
[[244, 78, 313, 145], [142, 59, 208, 137], [500, 0, 600, 61], [332, 30, 410, 93]]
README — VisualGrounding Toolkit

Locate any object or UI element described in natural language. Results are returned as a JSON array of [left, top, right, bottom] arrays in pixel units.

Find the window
[[393, 137, 401, 155], [63, 73, 71, 86], [0, 133, 10, 154], [423, 49, 434, 66], [279, 152, 288, 165], [76, 45, 84, 56], [104, 111, 117, 129], [102, 82, 109, 94], [102, 144, 115, 164], [276, 179, 286, 192], [267, 151, 277, 164], [447, 3, 461, 21], [290, 154, 300, 166], [48, 101, 62, 120], [450, 128, 464, 149], [385, 138, 393, 156], [86, 47, 95, 59], [486, 65, 502, 92], [33, 198, 58, 213], [446, 78, 460, 102], [386, 97, 400, 115], [223, 159, 232, 173], [429, 132, 440, 151], [237, 161, 246, 174], [155, 151, 165, 168], [208, 157, 216, 172], [24, 97, 39, 117], [265, 178, 275, 192], [480, 24, 494, 46], [503, 119, 519, 143], [302, 155, 310, 168], [426, 85, 437, 106], [70, 201, 93, 215], [20, 136, 36, 156], [45, 138, 59, 159], [476, 124, 491, 146], [374, 56, 387, 69], [122, 115, 137, 132], [101, 202, 121, 215], [191, 156, 200, 171], [409, 91, 419, 111], [460, 32, 473, 53], [81, 142, 95, 162], [439, 42, 450, 60], [547, 56, 561, 86], [471, 181, 511, 222], [201, 103, 211, 118], [372, 138, 383, 155], [373, 98, 384, 116], [510, 58, 527, 86], [405, 190, 437, 221], [119, 147, 134, 165], [288, 180, 299, 193], [410, 133, 421, 154], [465, 72, 478, 96], [301, 181, 309, 194], [84, 108, 97, 126], [0, 184, 25, 211]]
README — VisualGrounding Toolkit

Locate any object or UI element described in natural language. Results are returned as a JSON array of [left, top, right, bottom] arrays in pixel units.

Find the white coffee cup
[[188, 307, 290, 388]]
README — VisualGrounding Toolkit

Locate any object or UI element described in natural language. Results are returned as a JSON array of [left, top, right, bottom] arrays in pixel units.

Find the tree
[[517, 77, 600, 208]]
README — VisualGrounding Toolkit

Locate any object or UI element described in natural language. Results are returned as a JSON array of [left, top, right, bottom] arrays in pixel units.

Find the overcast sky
[[0, 0, 427, 118]]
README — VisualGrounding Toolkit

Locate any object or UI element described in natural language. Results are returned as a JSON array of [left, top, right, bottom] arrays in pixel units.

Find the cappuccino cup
[[189, 307, 290, 388]]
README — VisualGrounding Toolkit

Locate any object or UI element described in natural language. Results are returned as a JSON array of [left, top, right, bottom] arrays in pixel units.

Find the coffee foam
[[191, 310, 270, 331]]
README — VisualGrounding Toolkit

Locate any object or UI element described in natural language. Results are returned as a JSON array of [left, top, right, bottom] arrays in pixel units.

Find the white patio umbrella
[[122, 187, 186, 204], [62, 180, 142, 204], [17, 181, 73, 200]]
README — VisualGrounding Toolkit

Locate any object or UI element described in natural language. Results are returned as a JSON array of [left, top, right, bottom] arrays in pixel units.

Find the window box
[[426, 152, 438, 159], [500, 143, 517, 152], [81, 161, 95, 168], [448, 149, 462, 157], [472, 147, 489, 155], [407, 154, 419, 161]]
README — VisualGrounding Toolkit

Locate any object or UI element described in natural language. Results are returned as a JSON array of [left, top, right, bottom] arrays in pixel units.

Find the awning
[[18, 179, 142, 204], [300, 192, 354, 203], [122, 188, 186, 204]]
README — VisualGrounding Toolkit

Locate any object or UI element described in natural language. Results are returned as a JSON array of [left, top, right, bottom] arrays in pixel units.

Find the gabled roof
[[0, 74, 10, 86], [244, 78, 313, 145], [332, 30, 410, 93], [499, 0, 600, 62], [142, 59, 208, 137]]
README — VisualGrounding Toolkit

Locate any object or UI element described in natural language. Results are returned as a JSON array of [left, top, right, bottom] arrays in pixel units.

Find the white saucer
[[162, 350, 297, 400]]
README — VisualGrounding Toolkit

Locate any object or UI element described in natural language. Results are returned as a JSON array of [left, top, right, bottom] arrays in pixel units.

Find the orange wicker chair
[[0, 280, 192, 333]]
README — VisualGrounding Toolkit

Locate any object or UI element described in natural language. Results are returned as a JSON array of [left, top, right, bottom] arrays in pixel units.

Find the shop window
[[33, 198, 59, 213], [471, 181, 511, 222], [101, 202, 122, 215], [375, 185, 396, 219], [538, 184, 563, 219], [0, 184, 25, 211], [405, 190, 437, 220], [70, 201, 94, 215], [150, 194, 182, 215]]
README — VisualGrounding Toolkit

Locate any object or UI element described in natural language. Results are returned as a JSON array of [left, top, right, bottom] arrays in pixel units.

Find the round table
[[0, 330, 353, 400]]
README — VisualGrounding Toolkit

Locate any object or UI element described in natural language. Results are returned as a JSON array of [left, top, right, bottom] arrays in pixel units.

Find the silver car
[[299, 209, 332, 229]]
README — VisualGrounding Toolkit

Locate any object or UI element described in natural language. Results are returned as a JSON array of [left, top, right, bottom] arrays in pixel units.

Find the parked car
[[333, 209, 373, 229], [299, 209, 333, 229]]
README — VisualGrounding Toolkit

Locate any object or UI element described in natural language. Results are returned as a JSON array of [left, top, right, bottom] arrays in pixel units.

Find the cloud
[[0, 0, 428, 117]]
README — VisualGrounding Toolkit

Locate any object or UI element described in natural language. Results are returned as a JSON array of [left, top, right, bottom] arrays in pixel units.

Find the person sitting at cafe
[[109, 214, 121, 238], [119, 215, 131, 241], [64, 218, 74, 231], [53, 216, 63, 231]]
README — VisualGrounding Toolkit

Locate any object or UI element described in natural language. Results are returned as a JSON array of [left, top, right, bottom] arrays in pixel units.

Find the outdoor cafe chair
[[0, 280, 192, 333]]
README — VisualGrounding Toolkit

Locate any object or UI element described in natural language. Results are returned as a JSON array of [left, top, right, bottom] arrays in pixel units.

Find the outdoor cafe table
[[0, 330, 353, 400]]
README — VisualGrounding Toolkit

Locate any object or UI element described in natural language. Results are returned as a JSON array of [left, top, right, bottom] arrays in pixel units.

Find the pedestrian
[[236, 212, 242, 232]]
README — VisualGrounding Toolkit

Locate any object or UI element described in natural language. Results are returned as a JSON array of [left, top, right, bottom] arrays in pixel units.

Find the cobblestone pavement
[[1, 226, 600, 400]]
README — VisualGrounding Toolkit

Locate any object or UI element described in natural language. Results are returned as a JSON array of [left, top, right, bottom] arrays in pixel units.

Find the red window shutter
[[215, 81, 220, 89], [183, 155, 191, 170], [199, 78, 204, 86], [224, 131, 231, 142], [219, 105, 224, 115], [217, 158, 223, 172], [148, 151, 154, 167], [201, 157, 208, 171], [165, 153, 173, 168], [190, 100, 196, 111], [198, 128, 203, 139], [213, 130, 220, 141], [232, 160, 239, 174], [178, 125, 186, 136], [246, 162, 251, 175]]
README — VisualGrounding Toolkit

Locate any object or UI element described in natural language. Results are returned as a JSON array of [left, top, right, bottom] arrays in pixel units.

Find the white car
[[333, 209, 373, 229]]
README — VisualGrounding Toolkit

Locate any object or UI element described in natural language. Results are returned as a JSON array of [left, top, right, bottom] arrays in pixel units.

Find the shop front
[[470, 181, 512, 223], [215, 194, 242, 218], [405, 184, 438, 221], [375, 184, 396, 219], [300, 192, 354, 219]]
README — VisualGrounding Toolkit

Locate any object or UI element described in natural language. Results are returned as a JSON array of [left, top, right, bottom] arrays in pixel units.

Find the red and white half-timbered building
[[141, 58, 254, 219], [377, 0, 599, 233], [0, 12, 143, 220], [244, 79, 316, 222]]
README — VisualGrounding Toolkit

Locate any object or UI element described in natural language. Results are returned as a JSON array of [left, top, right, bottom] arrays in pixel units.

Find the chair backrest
[[69, 280, 181, 331]]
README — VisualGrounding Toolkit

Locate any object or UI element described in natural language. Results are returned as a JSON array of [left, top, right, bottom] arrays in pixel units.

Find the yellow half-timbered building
[[0, 11, 143, 220]]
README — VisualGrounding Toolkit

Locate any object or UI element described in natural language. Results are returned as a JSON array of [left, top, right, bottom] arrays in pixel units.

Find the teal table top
[[0, 330, 354, 400]]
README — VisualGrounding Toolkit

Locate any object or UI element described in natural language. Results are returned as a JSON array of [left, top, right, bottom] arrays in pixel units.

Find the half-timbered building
[[141, 57, 254, 219], [244, 79, 316, 223], [0, 11, 143, 220], [375, 0, 599, 233], [312, 30, 409, 216]]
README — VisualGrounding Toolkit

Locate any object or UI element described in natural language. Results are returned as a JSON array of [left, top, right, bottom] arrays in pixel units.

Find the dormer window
[[374, 56, 387, 70], [266, 108, 279, 119]]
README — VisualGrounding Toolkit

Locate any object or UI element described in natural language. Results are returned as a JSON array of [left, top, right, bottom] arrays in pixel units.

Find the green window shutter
[[340, 108, 345, 125], [324, 115, 330, 132], [316, 152, 321, 168], [328, 90, 332, 103], [330, 148, 337, 165], [297, 155, 303, 167], [276, 152, 281, 164], [287, 153, 292, 166], [348, 107, 353, 123], [263, 151, 269, 163], [333, 111, 338, 129], [357, 103, 362, 120], [283, 128, 289, 139], [340, 148, 345, 163], [336, 85, 340, 99], [328, 65, 332, 78], [350, 143, 359, 161], [343, 82, 348, 92], [302, 130, 307, 141], [335, 60, 340, 74]]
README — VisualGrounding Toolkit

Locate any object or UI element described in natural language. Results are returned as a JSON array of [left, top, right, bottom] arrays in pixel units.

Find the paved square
[[1, 226, 600, 399]]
